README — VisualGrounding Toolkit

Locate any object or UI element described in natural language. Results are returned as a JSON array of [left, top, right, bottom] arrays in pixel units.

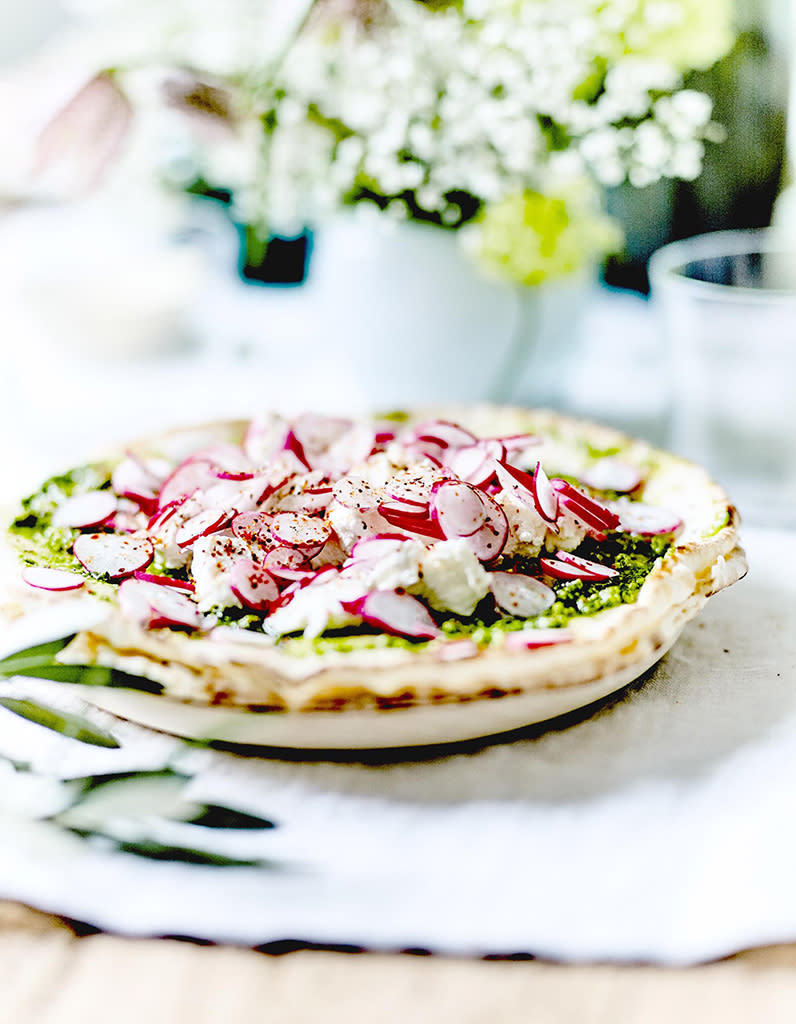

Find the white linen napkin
[[0, 526, 794, 965]]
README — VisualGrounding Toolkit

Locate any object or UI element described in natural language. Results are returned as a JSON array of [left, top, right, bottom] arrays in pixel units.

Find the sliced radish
[[73, 534, 153, 580], [504, 628, 573, 650], [243, 414, 287, 463], [118, 579, 201, 630], [109, 510, 147, 534], [580, 458, 642, 494], [438, 639, 480, 661], [379, 499, 430, 519], [346, 590, 442, 640], [494, 460, 557, 524], [51, 491, 117, 529], [490, 572, 555, 618], [410, 420, 477, 450], [231, 510, 272, 544], [540, 552, 618, 582], [532, 463, 558, 523], [551, 480, 620, 533], [430, 481, 488, 538], [271, 511, 332, 548], [461, 496, 509, 563], [21, 566, 85, 592], [403, 440, 446, 465], [283, 429, 312, 471], [499, 433, 541, 452], [157, 460, 217, 509], [147, 495, 190, 531], [614, 501, 683, 536], [111, 458, 159, 511], [133, 570, 195, 592], [333, 477, 377, 512], [229, 559, 279, 611], [349, 533, 411, 562], [288, 486, 335, 514], [264, 547, 315, 582], [446, 440, 505, 488], [292, 413, 351, 453], [175, 508, 229, 548], [377, 505, 445, 540]]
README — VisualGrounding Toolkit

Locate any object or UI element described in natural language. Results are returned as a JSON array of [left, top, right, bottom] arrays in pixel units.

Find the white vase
[[194, 209, 591, 413]]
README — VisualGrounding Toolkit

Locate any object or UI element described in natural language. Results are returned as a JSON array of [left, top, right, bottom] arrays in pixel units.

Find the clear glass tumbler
[[649, 229, 796, 529]]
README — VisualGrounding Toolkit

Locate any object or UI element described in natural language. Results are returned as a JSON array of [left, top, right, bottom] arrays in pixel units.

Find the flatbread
[[2, 406, 746, 737]]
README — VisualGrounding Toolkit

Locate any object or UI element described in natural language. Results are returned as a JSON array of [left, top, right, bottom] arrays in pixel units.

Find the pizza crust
[[5, 404, 745, 716]]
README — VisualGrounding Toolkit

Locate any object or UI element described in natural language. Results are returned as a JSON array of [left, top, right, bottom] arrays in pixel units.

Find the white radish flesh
[[118, 579, 201, 630], [73, 534, 153, 579], [490, 572, 555, 618], [21, 567, 85, 592], [175, 508, 229, 548], [430, 481, 488, 537], [52, 491, 116, 529], [271, 511, 332, 548], [353, 590, 442, 640], [614, 501, 683, 536], [229, 559, 279, 611], [580, 458, 642, 494]]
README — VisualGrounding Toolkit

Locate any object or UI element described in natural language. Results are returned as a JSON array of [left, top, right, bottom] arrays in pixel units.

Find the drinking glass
[[649, 229, 796, 528]]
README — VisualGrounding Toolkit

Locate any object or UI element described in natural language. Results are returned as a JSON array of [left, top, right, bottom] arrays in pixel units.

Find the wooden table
[[3, 902, 796, 1023]]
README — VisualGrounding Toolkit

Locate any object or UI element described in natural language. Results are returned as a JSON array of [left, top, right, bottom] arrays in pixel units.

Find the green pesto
[[9, 465, 114, 594]]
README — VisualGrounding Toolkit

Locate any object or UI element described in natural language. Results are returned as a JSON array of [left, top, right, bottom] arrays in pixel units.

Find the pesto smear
[[9, 413, 683, 656]]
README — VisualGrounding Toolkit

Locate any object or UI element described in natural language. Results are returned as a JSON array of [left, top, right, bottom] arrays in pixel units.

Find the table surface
[[4, 901, 796, 1023]]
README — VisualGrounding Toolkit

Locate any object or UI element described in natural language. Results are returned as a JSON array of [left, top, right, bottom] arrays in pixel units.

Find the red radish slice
[[293, 413, 352, 453], [175, 508, 229, 548], [243, 415, 286, 463], [374, 428, 396, 445], [500, 433, 541, 451], [157, 460, 217, 509], [346, 590, 442, 640], [580, 459, 642, 494], [430, 481, 488, 538], [264, 547, 314, 582], [494, 460, 557, 524], [289, 488, 335, 514], [490, 572, 555, 617], [350, 534, 411, 561], [410, 420, 477, 450], [377, 506, 446, 539], [447, 440, 505, 488], [554, 550, 618, 576], [111, 458, 159, 511], [463, 499, 509, 563], [231, 511, 272, 544], [133, 570, 195, 592], [118, 579, 201, 630], [504, 628, 573, 651], [147, 495, 192, 532], [73, 534, 153, 579], [614, 501, 683, 536], [379, 499, 430, 519], [229, 559, 279, 611], [540, 554, 618, 582], [550, 480, 620, 531], [404, 440, 446, 465], [52, 491, 116, 529], [271, 511, 331, 548], [333, 477, 377, 511], [283, 429, 312, 471], [438, 639, 479, 661], [21, 566, 85, 592], [532, 463, 558, 523], [109, 510, 146, 534]]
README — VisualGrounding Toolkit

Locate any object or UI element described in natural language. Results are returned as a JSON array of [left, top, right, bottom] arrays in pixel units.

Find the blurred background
[[0, 0, 792, 504]]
